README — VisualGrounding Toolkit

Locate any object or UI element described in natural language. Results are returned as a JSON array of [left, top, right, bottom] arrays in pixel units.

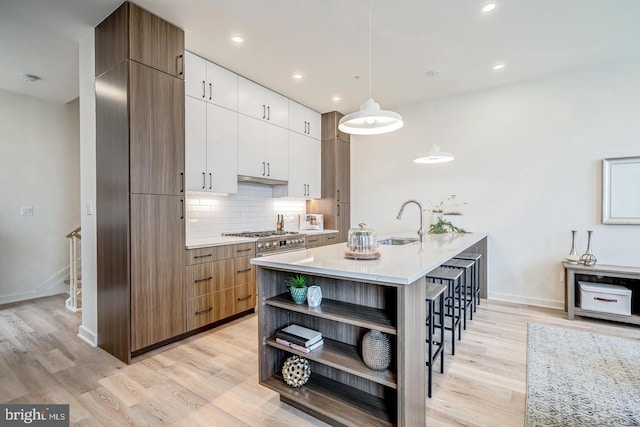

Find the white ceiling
[[2, 0, 640, 113]]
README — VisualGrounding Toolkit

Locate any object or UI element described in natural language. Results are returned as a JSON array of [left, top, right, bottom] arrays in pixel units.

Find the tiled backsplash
[[186, 182, 307, 239]]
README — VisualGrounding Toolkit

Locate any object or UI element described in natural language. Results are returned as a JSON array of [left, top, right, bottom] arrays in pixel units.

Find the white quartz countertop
[[251, 232, 487, 285], [301, 229, 339, 235], [186, 236, 257, 249]]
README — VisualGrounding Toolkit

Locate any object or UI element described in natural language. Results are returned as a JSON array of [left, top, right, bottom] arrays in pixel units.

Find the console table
[[564, 262, 640, 325]]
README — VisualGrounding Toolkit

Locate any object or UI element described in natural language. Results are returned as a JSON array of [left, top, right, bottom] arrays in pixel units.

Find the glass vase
[[580, 230, 597, 266], [566, 230, 580, 264]]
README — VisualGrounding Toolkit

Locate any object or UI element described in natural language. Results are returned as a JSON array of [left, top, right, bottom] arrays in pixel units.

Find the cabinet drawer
[[232, 242, 255, 258], [323, 233, 339, 246], [215, 288, 236, 322], [234, 257, 255, 285], [186, 259, 234, 297], [235, 283, 256, 313], [306, 235, 321, 248], [186, 293, 216, 331], [186, 247, 217, 265]]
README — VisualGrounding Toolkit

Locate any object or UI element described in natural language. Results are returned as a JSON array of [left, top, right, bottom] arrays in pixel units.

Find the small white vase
[[307, 286, 322, 308]]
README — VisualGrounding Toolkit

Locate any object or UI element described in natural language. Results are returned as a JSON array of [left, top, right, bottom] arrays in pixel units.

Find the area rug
[[526, 324, 640, 426]]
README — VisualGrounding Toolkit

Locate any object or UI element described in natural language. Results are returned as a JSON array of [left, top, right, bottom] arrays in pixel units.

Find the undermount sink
[[378, 237, 419, 246]]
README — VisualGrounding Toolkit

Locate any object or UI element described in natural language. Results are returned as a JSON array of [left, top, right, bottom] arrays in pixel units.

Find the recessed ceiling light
[[482, 3, 496, 13], [293, 73, 303, 80], [493, 63, 505, 70], [231, 36, 244, 44], [332, 96, 341, 102], [22, 73, 41, 82]]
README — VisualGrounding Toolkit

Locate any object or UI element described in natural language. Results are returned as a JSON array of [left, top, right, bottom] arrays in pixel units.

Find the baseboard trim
[[489, 292, 564, 310], [0, 266, 69, 306], [78, 325, 98, 347]]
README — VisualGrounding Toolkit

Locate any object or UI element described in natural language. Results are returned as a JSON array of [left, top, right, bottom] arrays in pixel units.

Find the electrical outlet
[[20, 205, 33, 216], [86, 201, 93, 216]]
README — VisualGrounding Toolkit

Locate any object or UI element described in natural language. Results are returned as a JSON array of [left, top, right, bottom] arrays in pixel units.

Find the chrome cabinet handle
[[180, 199, 184, 220], [209, 173, 212, 190], [308, 122, 311, 135], [262, 162, 266, 176], [193, 254, 213, 259], [237, 248, 252, 253], [267, 162, 270, 176], [267, 106, 270, 120], [209, 83, 212, 100], [180, 172, 184, 193], [337, 189, 340, 201], [262, 105, 266, 119], [194, 276, 213, 283], [337, 204, 341, 216], [195, 307, 213, 315], [237, 295, 252, 302], [202, 80, 206, 98], [236, 268, 251, 273], [202, 172, 206, 189]]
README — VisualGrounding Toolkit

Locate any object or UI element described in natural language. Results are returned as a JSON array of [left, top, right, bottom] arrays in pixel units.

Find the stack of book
[[275, 324, 323, 353]]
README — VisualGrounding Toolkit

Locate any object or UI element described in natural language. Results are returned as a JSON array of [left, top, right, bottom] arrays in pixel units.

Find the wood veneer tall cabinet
[[307, 111, 351, 242], [95, 1, 185, 363]]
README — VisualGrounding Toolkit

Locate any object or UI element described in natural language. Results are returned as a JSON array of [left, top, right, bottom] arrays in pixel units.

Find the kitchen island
[[252, 232, 487, 427]]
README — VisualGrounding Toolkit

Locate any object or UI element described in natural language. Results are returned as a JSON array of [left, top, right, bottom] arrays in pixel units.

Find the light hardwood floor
[[1, 295, 638, 426]]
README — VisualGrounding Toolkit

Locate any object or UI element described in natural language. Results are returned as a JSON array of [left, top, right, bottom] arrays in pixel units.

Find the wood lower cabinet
[[130, 194, 186, 351], [185, 243, 256, 332], [305, 232, 339, 249], [96, 2, 185, 363]]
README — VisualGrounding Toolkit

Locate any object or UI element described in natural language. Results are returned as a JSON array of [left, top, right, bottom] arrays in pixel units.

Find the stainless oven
[[222, 231, 306, 257]]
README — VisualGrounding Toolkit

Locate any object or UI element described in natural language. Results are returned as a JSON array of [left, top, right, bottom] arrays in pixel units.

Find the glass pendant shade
[[338, 98, 404, 135], [414, 143, 454, 164]]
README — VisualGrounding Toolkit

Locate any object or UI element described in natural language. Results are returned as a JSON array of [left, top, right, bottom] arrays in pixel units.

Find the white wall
[[0, 89, 80, 304], [351, 60, 640, 309], [78, 29, 98, 346]]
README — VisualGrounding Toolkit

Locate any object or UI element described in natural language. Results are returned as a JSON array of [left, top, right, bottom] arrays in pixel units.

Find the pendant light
[[414, 71, 454, 164], [338, 0, 403, 135]]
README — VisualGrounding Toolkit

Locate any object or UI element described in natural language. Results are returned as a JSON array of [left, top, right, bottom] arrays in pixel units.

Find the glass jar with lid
[[347, 223, 378, 253]]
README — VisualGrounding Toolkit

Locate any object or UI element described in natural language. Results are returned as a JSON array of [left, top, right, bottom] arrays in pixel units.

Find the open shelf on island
[[265, 293, 397, 335], [267, 336, 396, 389], [263, 373, 394, 427]]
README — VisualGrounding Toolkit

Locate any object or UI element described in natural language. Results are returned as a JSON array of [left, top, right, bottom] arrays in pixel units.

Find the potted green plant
[[428, 217, 466, 234], [286, 274, 308, 304]]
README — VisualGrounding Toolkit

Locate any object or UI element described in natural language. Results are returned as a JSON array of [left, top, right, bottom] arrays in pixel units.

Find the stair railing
[[65, 227, 82, 312]]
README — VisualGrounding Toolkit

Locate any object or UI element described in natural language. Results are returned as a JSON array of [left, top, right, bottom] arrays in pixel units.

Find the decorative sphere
[[580, 253, 597, 267], [282, 355, 311, 387]]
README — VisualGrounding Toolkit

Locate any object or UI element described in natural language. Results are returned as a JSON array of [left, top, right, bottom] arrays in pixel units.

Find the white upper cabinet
[[273, 132, 320, 199], [288, 100, 321, 140], [185, 96, 207, 191], [185, 52, 207, 100], [185, 96, 237, 194], [237, 114, 288, 182], [238, 77, 288, 128], [185, 51, 237, 111]]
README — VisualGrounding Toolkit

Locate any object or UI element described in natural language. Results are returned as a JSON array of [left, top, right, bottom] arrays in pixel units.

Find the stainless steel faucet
[[396, 200, 426, 242]]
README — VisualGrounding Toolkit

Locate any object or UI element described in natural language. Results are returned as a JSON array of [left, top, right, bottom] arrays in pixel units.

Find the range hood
[[237, 175, 288, 186]]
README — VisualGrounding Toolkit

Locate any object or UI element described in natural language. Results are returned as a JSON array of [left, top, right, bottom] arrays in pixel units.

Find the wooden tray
[[344, 250, 381, 260]]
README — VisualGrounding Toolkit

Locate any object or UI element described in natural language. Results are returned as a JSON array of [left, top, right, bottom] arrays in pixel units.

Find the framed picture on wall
[[603, 156, 640, 224]]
